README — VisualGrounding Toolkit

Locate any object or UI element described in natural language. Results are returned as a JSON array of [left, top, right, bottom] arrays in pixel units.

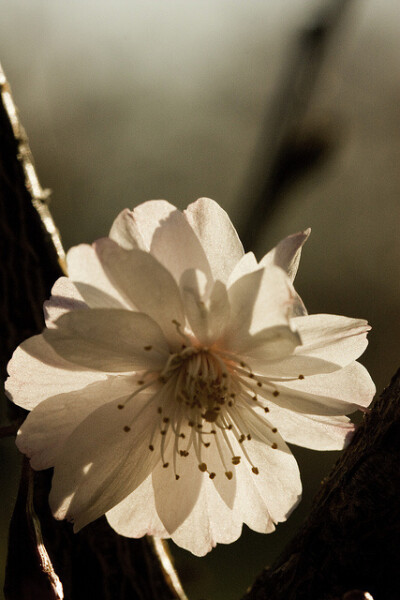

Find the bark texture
[[242, 371, 400, 600], [0, 64, 184, 600]]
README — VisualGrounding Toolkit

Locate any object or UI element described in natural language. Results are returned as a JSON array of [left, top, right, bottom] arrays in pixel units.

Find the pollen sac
[[203, 409, 219, 423]]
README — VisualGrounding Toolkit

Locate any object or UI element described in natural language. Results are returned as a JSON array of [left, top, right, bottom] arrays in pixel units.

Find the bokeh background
[[1, 1, 400, 599]]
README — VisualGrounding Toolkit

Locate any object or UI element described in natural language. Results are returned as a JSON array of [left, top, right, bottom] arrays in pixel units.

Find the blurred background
[[1, 0, 400, 598]]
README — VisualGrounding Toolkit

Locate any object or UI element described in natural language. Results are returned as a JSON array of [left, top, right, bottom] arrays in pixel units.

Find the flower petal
[[44, 277, 87, 328], [260, 229, 310, 282], [152, 429, 203, 534], [170, 477, 243, 556], [232, 439, 301, 529], [67, 244, 129, 308], [44, 309, 169, 372], [184, 198, 244, 283], [5, 335, 106, 410], [227, 252, 258, 286], [110, 200, 176, 251], [259, 405, 355, 450], [292, 314, 371, 366], [108, 207, 147, 250], [49, 395, 166, 531], [106, 475, 168, 539], [16, 375, 137, 469], [258, 361, 375, 416], [95, 239, 185, 344], [224, 265, 295, 351], [149, 207, 213, 285], [233, 325, 301, 363], [180, 270, 231, 344]]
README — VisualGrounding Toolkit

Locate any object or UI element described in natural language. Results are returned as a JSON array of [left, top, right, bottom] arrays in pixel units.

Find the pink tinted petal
[[67, 244, 129, 308], [260, 229, 310, 282], [260, 405, 355, 450], [16, 376, 137, 469], [292, 314, 371, 366], [95, 239, 185, 344], [184, 198, 244, 283], [5, 335, 106, 410], [50, 395, 167, 531], [106, 476, 168, 539], [44, 277, 87, 328], [44, 309, 169, 372]]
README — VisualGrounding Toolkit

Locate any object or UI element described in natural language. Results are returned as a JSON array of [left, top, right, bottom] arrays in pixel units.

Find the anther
[[298, 374, 305, 380], [163, 462, 169, 468], [228, 401, 233, 407], [273, 390, 280, 397], [188, 421, 194, 427], [264, 407, 270, 413], [271, 443, 278, 449], [123, 426, 131, 432], [232, 456, 241, 465], [272, 428, 278, 433], [137, 380, 144, 385], [257, 382, 262, 387], [204, 442, 210, 448], [239, 434, 245, 444], [180, 450, 189, 457], [198, 463, 207, 472], [175, 474, 180, 480], [247, 434, 252, 440], [209, 472, 216, 479], [149, 445, 154, 451], [157, 407, 162, 414], [160, 430, 167, 436], [252, 467, 259, 475], [225, 471, 233, 480], [163, 417, 170, 423], [144, 345, 152, 351], [117, 404, 124, 410], [179, 433, 185, 439]]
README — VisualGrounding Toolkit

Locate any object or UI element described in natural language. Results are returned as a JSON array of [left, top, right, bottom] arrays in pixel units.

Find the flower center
[[118, 341, 282, 482]]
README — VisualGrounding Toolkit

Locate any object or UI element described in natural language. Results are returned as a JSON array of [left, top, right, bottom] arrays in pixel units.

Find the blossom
[[6, 198, 375, 556]]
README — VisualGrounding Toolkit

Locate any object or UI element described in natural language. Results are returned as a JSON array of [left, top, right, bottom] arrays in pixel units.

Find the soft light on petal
[[184, 198, 244, 283], [44, 309, 169, 372]]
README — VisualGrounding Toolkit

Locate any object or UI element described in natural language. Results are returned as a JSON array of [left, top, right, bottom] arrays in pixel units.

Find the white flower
[[6, 198, 375, 556]]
